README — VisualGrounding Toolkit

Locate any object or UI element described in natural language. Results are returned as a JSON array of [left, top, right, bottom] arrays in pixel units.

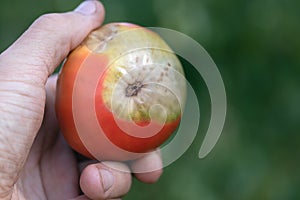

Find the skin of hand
[[0, 1, 162, 200]]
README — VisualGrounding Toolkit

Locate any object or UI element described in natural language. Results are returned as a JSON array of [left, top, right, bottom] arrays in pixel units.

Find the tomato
[[55, 23, 186, 161]]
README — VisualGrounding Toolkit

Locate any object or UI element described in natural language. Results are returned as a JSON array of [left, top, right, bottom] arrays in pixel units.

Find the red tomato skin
[[56, 46, 94, 158]]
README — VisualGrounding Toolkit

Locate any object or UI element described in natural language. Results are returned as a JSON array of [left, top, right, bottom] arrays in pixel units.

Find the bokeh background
[[1, 0, 300, 199]]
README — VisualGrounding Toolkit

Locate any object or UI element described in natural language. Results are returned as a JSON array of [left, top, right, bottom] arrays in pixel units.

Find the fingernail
[[75, 1, 97, 15], [99, 169, 114, 192]]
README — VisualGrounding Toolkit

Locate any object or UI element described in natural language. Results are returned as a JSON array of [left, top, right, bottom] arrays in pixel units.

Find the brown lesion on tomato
[[83, 24, 120, 53], [125, 81, 144, 97]]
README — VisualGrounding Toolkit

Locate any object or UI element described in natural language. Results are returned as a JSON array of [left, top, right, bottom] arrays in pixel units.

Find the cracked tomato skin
[[55, 23, 185, 161]]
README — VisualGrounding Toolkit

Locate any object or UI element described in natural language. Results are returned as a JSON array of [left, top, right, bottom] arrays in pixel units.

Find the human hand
[[0, 1, 162, 199]]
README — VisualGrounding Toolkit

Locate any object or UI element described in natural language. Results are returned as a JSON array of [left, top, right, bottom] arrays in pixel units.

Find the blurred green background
[[1, 0, 300, 199]]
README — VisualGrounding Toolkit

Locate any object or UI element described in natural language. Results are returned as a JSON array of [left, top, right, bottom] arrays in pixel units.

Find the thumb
[[0, 1, 104, 198], [1, 0, 105, 84]]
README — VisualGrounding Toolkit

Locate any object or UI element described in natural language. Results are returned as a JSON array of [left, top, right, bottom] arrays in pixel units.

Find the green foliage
[[1, 0, 300, 199]]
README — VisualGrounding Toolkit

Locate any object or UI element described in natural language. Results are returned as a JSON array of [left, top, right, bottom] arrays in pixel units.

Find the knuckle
[[34, 13, 63, 29], [31, 13, 68, 36]]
